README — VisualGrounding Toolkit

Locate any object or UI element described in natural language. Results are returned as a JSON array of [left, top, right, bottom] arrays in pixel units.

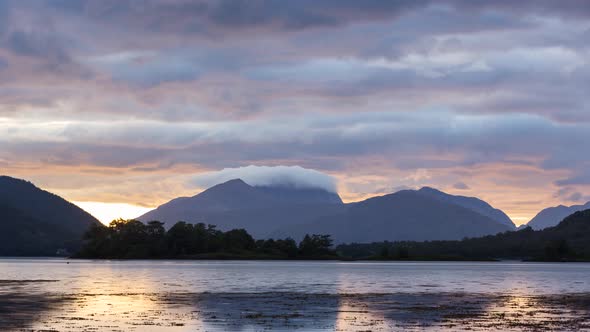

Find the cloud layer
[[192, 165, 338, 192], [1, 0, 589, 224]]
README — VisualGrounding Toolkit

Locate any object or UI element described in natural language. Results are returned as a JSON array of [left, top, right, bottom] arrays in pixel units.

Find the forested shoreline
[[77, 210, 590, 262], [337, 210, 590, 262], [76, 219, 336, 260]]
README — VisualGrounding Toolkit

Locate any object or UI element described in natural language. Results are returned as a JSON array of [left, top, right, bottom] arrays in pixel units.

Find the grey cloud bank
[[0, 0, 589, 221]]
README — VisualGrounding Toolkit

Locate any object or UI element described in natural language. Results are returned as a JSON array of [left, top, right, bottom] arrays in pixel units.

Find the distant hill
[[0, 176, 101, 256], [137, 179, 344, 238], [338, 209, 590, 261], [416, 187, 515, 229], [272, 189, 512, 243], [527, 201, 590, 230]]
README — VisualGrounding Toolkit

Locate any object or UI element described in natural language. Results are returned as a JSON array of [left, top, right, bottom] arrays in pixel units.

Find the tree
[[299, 234, 334, 257], [166, 221, 195, 255], [224, 229, 256, 252], [145, 221, 166, 256]]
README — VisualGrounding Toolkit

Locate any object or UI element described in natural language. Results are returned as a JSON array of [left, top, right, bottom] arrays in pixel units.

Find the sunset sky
[[1, 1, 589, 225]]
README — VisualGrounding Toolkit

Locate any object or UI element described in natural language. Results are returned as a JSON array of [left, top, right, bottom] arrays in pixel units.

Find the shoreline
[[3, 255, 590, 263]]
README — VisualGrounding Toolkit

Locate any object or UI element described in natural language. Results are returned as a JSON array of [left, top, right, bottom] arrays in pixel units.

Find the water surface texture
[[1, 259, 589, 331]]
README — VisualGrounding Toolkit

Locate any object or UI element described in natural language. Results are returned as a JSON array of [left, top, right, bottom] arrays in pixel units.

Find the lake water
[[1, 259, 590, 331]]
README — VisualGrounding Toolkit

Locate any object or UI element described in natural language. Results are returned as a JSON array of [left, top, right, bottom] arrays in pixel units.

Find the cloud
[[46, 0, 431, 35], [555, 170, 590, 186], [453, 182, 470, 190], [566, 192, 584, 202], [1, 0, 589, 225], [191, 165, 338, 192]]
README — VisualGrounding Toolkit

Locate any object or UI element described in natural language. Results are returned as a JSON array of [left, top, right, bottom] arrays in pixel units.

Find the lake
[[1, 259, 590, 331]]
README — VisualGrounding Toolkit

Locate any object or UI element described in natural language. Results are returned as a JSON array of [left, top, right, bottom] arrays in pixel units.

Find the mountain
[[139, 181, 513, 243], [527, 201, 590, 230], [338, 209, 590, 261], [0, 176, 101, 256], [137, 179, 344, 238], [272, 189, 513, 243], [416, 187, 515, 229]]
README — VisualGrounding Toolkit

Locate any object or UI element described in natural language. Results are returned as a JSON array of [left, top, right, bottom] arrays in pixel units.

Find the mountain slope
[[137, 179, 344, 237], [338, 209, 590, 261], [417, 187, 515, 229], [272, 189, 512, 243], [527, 201, 590, 230], [0, 176, 101, 255]]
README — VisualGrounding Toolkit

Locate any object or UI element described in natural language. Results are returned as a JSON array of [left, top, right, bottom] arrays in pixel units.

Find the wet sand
[[1, 289, 590, 331]]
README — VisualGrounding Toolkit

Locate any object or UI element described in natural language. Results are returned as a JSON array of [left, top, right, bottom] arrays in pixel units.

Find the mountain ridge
[[416, 186, 515, 229], [527, 201, 590, 230], [272, 189, 512, 243], [139, 180, 515, 242]]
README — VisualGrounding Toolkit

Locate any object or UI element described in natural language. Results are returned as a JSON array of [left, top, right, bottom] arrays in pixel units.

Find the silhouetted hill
[[272, 189, 512, 243], [0, 176, 101, 256], [337, 209, 590, 261], [137, 179, 344, 237], [527, 202, 590, 230], [417, 187, 515, 229]]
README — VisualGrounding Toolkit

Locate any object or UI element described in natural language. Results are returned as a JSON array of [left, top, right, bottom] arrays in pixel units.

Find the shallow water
[[1, 259, 590, 331]]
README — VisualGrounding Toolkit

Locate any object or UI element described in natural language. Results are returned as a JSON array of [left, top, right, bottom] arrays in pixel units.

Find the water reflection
[[0, 280, 70, 331], [1, 290, 589, 331], [2, 260, 590, 331]]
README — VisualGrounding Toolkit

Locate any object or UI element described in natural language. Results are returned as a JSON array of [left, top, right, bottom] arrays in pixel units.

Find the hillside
[[0, 176, 101, 256], [416, 187, 515, 229], [272, 189, 512, 243], [338, 209, 590, 261]]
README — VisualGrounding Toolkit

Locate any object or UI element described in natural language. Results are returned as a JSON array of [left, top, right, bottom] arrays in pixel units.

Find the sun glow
[[74, 201, 154, 225]]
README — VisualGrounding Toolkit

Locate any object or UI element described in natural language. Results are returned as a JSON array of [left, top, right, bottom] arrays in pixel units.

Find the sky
[[0, 0, 589, 225]]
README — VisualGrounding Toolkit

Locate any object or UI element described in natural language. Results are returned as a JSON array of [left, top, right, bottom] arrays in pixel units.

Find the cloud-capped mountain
[[0, 176, 101, 256], [137, 179, 344, 238], [139, 181, 512, 243], [527, 201, 590, 230]]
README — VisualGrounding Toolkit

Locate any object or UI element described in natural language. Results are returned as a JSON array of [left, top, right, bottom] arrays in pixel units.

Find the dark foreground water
[[1, 259, 590, 331]]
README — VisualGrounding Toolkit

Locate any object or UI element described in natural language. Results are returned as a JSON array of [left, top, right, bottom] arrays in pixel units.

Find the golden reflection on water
[[334, 299, 388, 331], [28, 266, 203, 332], [334, 273, 388, 331]]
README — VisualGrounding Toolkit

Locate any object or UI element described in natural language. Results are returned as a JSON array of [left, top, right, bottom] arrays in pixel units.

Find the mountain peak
[[0, 175, 36, 188], [418, 186, 442, 193], [211, 178, 249, 188], [224, 178, 248, 185], [138, 177, 344, 232], [414, 186, 515, 229]]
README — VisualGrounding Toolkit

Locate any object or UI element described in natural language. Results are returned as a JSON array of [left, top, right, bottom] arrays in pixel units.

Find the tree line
[[77, 210, 590, 261], [76, 219, 336, 259]]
